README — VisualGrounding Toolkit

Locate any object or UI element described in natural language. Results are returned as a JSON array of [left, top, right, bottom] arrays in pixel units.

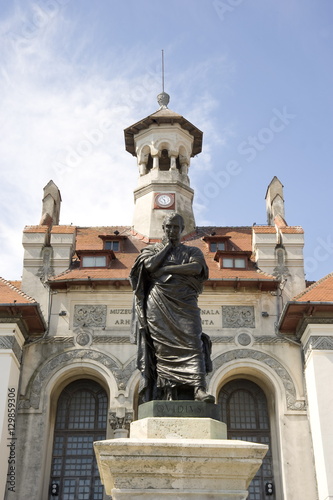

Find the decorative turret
[[40, 180, 61, 227], [265, 176, 285, 225], [253, 177, 305, 299], [124, 93, 203, 239]]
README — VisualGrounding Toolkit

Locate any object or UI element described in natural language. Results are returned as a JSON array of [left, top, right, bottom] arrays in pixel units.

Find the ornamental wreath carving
[[222, 306, 255, 328], [73, 305, 107, 327]]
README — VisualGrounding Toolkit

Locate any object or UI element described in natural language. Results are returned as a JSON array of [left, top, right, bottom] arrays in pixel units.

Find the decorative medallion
[[75, 331, 92, 347], [236, 332, 253, 347]]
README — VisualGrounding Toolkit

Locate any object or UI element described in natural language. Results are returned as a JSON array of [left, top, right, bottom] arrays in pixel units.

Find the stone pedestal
[[94, 409, 268, 499], [131, 417, 227, 440]]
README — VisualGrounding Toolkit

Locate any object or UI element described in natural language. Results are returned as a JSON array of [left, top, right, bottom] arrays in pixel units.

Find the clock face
[[157, 194, 171, 206], [154, 193, 175, 209]]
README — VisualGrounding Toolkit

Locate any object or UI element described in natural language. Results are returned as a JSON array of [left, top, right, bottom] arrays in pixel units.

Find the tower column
[[139, 161, 147, 176], [152, 155, 159, 170], [170, 150, 177, 170]]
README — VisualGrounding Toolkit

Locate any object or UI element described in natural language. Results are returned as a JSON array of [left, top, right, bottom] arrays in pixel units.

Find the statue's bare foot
[[194, 387, 215, 404]]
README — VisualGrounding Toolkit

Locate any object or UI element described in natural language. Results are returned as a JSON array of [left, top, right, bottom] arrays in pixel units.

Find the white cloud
[[0, 5, 227, 279]]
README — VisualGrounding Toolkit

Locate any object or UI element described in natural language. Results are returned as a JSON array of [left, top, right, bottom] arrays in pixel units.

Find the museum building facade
[[0, 94, 332, 500]]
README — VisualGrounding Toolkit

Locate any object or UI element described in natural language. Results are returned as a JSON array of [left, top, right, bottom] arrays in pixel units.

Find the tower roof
[[124, 107, 203, 157]]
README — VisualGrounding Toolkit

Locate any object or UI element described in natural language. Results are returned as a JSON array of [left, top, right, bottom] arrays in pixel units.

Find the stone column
[[152, 154, 159, 170], [0, 325, 24, 500], [169, 150, 178, 170], [109, 409, 133, 439], [301, 324, 333, 500], [138, 161, 147, 176]]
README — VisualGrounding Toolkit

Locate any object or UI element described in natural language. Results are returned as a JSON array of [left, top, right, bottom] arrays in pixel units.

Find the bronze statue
[[130, 212, 214, 403]]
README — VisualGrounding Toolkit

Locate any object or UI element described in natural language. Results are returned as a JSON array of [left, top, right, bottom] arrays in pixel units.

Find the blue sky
[[0, 0, 332, 282]]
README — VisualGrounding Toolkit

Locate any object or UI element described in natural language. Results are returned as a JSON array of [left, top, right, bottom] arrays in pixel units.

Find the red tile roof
[[253, 226, 276, 234], [279, 273, 333, 334], [280, 227, 304, 234], [0, 278, 45, 335], [48, 225, 278, 290], [293, 273, 333, 302], [253, 225, 303, 234], [51, 225, 76, 234], [23, 225, 49, 233], [0, 278, 36, 304], [76, 227, 131, 251], [9, 281, 21, 290]]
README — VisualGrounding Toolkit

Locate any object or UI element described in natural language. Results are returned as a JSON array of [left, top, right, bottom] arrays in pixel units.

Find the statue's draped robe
[[130, 242, 210, 401]]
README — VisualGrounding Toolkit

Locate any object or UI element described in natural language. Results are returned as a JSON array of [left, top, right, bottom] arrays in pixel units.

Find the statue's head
[[162, 212, 185, 232]]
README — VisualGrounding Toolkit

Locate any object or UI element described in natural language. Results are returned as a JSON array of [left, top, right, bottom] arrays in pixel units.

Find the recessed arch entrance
[[49, 379, 108, 500], [218, 378, 275, 500]]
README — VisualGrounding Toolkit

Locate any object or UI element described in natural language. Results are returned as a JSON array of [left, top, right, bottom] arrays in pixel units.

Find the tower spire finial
[[162, 49, 165, 92], [157, 49, 170, 109]]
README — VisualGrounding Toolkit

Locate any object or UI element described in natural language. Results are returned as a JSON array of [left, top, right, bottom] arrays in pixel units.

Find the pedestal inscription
[[138, 400, 222, 421]]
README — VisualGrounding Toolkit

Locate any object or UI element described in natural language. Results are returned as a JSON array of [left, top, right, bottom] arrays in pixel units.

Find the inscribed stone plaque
[[109, 307, 132, 328], [73, 305, 107, 327], [200, 307, 222, 328], [222, 306, 255, 328], [138, 401, 222, 421]]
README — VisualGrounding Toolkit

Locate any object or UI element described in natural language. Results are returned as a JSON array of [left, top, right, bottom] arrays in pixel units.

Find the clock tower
[[124, 92, 203, 239]]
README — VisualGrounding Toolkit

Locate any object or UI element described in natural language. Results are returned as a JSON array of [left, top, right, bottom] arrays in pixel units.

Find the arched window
[[146, 153, 153, 171], [218, 379, 275, 500], [49, 379, 108, 500], [159, 148, 171, 170]]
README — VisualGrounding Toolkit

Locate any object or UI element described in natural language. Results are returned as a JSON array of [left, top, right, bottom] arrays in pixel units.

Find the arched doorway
[[49, 379, 108, 500], [218, 379, 275, 500]]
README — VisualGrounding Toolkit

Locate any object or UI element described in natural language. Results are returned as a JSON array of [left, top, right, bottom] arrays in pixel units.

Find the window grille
[[50, 380, 108, 500], [218, 379, 275, 500]]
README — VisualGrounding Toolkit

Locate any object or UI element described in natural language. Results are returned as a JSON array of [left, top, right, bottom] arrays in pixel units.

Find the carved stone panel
[[73, 305, 107, 327], [303, 335, 333, 361], [0, 335, 22, 363], [222, 306, 255, 328]]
